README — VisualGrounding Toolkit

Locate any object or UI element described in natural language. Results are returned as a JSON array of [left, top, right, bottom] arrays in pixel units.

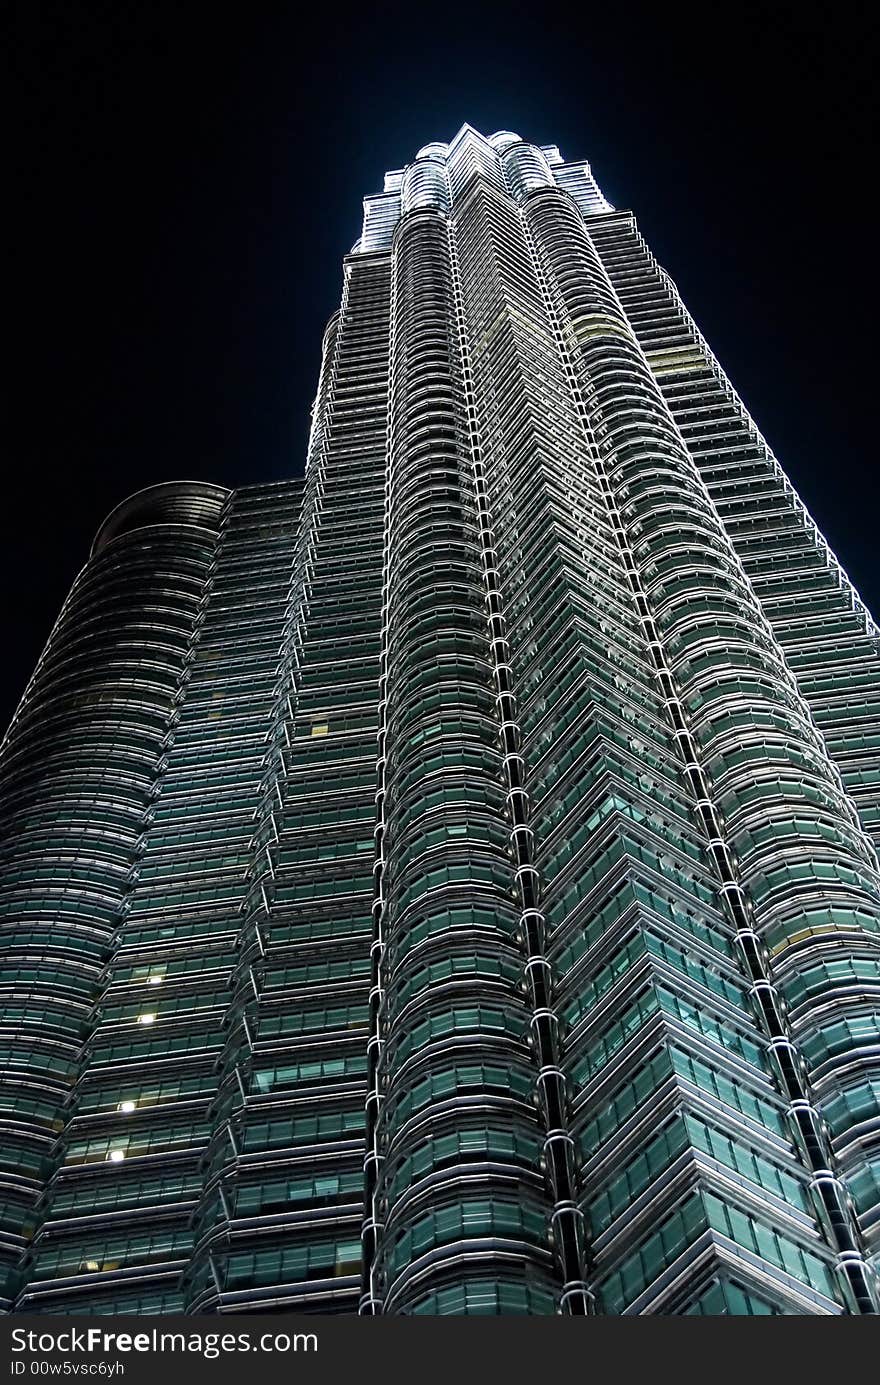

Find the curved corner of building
[[90, 480, 232, 557], [322, 309, 342, 352]]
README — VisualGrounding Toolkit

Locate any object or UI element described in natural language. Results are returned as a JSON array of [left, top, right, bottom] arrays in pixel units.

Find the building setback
[[1, 126, 879, 1316]]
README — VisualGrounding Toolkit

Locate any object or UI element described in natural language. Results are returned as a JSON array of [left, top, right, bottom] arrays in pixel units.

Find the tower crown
[[352, 125, 611, 254]]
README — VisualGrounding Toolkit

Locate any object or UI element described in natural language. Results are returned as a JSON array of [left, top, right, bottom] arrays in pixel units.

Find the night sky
[[6, 1, 877, 732]]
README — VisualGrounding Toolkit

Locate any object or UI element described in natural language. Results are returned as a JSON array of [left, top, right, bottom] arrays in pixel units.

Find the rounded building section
[[367, 209, 559, 1315], [401, 156, 451, 215], [488, 131, 521, 152], [501, 142, 556, 202], [0, 480, 228, 1309], [416, 142, 450, 160], [91, 480, 229, 556]]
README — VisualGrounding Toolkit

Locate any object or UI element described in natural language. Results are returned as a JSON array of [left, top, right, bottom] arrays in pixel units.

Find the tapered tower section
[[1, 127, 878, 1315]]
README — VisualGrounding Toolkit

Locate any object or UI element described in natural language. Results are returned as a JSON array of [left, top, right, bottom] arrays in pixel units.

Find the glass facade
[[1, 125, 878, 1315]]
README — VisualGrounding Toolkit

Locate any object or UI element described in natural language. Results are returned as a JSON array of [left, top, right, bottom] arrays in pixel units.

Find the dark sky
[[6, 1, 877, 731]]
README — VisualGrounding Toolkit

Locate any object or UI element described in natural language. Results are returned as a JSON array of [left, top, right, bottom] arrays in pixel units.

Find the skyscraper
[[1, 125, 878, 1317]]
